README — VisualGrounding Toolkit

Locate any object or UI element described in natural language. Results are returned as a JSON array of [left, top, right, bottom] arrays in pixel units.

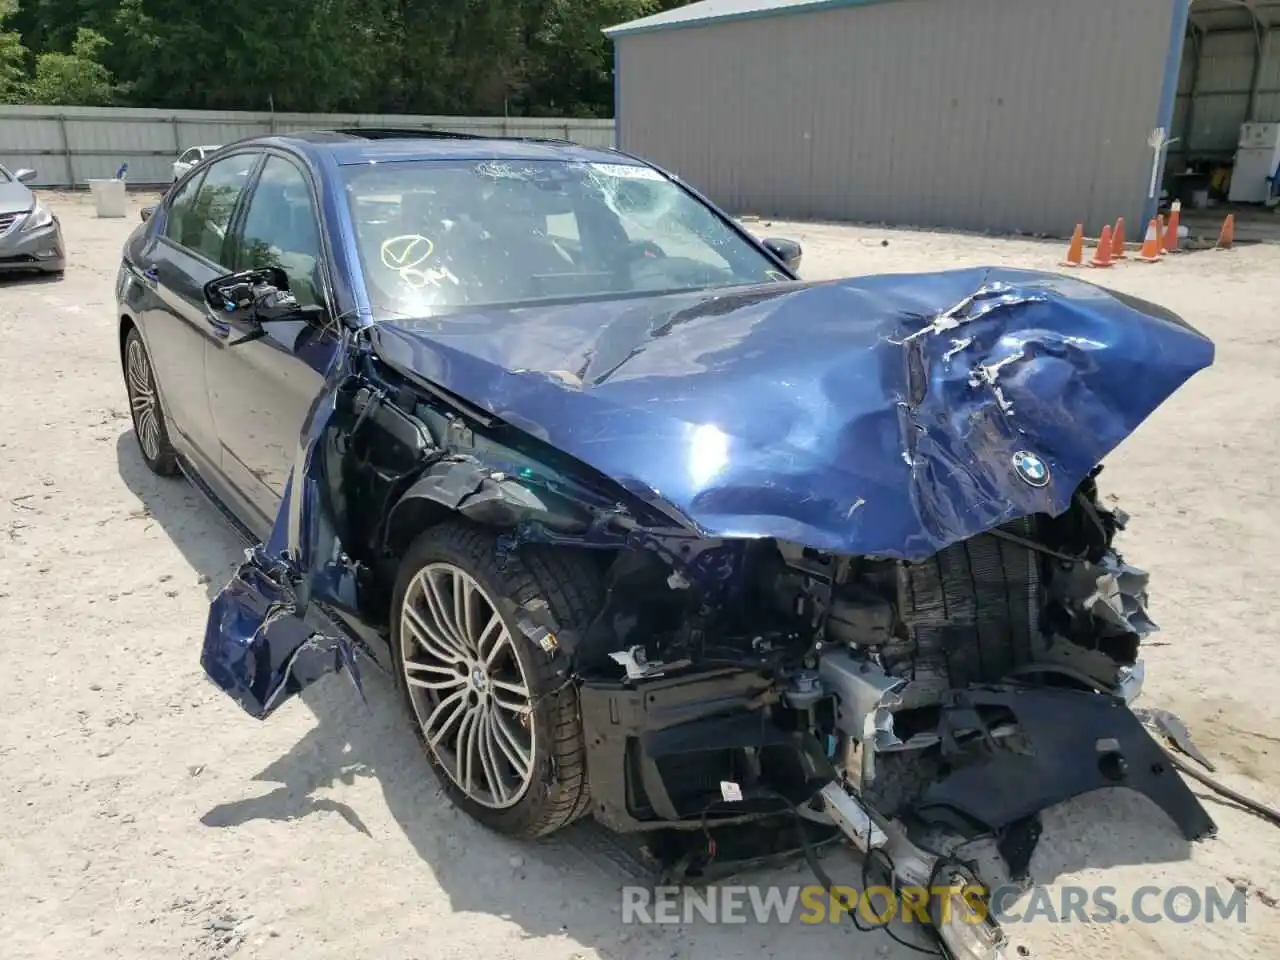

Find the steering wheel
[[626, 255, 733, 291], [609, 239, 667, 291], [630, 239, 666, 261]]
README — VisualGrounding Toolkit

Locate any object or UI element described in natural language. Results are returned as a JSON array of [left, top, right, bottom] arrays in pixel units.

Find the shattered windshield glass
[[341, 158, 787, 316]]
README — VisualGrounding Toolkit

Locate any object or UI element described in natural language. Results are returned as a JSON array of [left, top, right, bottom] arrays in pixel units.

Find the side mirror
[[14, 168, 37, 184], [761, 237, 802, 272], [204, 266, 292, 313], [203, 268, 321, 346], [140, 205, 155, 223]]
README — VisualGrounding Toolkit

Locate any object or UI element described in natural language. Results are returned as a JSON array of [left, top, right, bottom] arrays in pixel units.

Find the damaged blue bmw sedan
[[117, 129, 1217, 954]]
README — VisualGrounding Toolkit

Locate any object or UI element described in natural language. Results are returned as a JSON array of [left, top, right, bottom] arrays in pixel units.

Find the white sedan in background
[[171, 145, 221, 183]]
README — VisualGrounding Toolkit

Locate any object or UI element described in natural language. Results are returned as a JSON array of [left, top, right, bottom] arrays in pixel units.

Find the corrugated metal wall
[[0, 106, 616, 187], [1172, 28, 1280, 161], [616, 0, 1177, 237]]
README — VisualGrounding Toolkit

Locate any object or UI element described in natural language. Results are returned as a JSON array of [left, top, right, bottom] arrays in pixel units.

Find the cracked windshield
[[343, 159, 786, 316]]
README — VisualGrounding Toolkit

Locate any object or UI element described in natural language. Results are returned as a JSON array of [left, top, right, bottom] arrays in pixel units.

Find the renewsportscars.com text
[[621, 883, 1250, 926]]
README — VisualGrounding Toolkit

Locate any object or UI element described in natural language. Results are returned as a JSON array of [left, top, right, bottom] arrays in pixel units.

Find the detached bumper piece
[[201, 552, 362, 719]]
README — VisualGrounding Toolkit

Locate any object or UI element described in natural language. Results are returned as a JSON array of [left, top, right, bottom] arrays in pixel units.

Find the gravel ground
[[1, 191, 1278, 960]]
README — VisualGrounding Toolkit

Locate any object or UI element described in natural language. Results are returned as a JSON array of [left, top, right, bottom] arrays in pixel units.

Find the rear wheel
[[123, 326, 179, 476], [391, 519, 603, 838]]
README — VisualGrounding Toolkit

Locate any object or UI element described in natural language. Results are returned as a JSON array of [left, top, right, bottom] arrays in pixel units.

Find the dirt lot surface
[[2, 191, 1278, 960]]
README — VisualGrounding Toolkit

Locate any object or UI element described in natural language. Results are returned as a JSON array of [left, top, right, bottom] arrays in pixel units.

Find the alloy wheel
[[400, 562, 536, 808], [126, 337, 162, 461]]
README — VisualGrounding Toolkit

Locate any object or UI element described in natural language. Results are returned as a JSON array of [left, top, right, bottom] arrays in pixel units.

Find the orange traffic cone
[[1111, 217, 1127, 259], [1061, 224, 1084, 267], [1137, 218, 1162, 262], [1088, 225, 1115, 268], [1216, 214, 1235, 250], [1156, 214, 1166, 254], [1164, 201, 1181, 253]]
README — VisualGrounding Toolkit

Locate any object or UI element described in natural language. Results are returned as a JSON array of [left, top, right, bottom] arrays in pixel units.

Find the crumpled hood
[[372, 267, 1214, 560]]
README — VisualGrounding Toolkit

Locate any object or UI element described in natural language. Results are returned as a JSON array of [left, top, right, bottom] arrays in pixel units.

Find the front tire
[[391, 519, 603, 838], [123, 326, 179, 476]]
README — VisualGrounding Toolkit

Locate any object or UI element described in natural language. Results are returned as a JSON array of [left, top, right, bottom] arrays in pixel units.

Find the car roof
[[235, 130, 632, 168]]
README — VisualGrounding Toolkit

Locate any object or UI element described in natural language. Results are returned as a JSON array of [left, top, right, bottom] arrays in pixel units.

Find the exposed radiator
[[884, 518, 1043, 699]]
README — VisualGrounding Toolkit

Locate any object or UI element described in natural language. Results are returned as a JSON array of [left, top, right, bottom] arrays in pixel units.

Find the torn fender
[[200, 330, 366, 719]]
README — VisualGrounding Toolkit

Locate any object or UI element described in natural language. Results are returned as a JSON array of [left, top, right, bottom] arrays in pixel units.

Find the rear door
[[139, 151, 262, 475], [204, 151, 341, 530]]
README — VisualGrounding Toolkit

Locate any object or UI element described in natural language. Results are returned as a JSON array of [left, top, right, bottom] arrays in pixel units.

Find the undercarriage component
[[819, 782, 1009, 960], [578, 667, 833, 833], [609, 645, 671, 681], [818, 782, 886, 850], [816, 650, 906, 745]]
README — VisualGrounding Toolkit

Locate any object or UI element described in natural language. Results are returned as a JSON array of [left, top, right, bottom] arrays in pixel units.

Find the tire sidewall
[[123, 326, 176, 474], [389, 524, 575, 836]]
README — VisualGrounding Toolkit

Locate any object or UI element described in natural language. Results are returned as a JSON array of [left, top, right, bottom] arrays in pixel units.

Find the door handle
[[207, 309, 232, 337]]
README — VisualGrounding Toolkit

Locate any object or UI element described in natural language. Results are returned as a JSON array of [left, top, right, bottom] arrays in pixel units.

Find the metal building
[[606, 0, 1269, 239]]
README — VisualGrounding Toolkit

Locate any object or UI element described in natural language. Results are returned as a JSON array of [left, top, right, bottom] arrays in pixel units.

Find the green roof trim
[[604, 0, 898, 39]]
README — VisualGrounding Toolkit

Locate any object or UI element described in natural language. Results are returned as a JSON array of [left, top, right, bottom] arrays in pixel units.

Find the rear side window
[[163, 172, 205, 247], [177, 153, 258, 266]]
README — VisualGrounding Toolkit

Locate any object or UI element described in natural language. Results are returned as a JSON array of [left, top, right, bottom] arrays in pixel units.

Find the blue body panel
[[371, 268, 1213, 560]]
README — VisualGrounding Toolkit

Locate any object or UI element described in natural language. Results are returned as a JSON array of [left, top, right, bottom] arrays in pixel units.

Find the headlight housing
[[21, 204, 54, 232]]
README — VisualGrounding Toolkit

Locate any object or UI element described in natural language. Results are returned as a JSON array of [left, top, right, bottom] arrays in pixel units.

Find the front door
[[205, 152, 340, 532]]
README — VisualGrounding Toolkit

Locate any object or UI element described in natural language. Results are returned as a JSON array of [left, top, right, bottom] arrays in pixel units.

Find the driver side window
[[232, 156, 325, 308]]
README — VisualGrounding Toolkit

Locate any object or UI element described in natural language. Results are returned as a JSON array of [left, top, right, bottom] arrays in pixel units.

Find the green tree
[[0, 0, 30, 105], [26, 26, 117, 104], [111, 0, 386, 111], [2, 0, 699, 115], [523, 0, 661, 117]]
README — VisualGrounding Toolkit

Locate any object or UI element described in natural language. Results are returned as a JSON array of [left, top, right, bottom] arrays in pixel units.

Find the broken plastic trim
[[201, 557, 363, 719], [200, 329, 369, 718]]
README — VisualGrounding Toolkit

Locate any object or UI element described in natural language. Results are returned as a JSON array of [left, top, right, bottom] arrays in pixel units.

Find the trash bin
[[87, 178, 128, 218]]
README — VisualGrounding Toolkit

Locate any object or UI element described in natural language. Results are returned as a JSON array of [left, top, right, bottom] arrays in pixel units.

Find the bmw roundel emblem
[[1012, 451, 1050, 487]]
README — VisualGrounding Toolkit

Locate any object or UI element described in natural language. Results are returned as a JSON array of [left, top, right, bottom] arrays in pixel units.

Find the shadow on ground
[[0, 271, 64, 288], [115, 429, 1201, 959], [115, 432, 244, 600]]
